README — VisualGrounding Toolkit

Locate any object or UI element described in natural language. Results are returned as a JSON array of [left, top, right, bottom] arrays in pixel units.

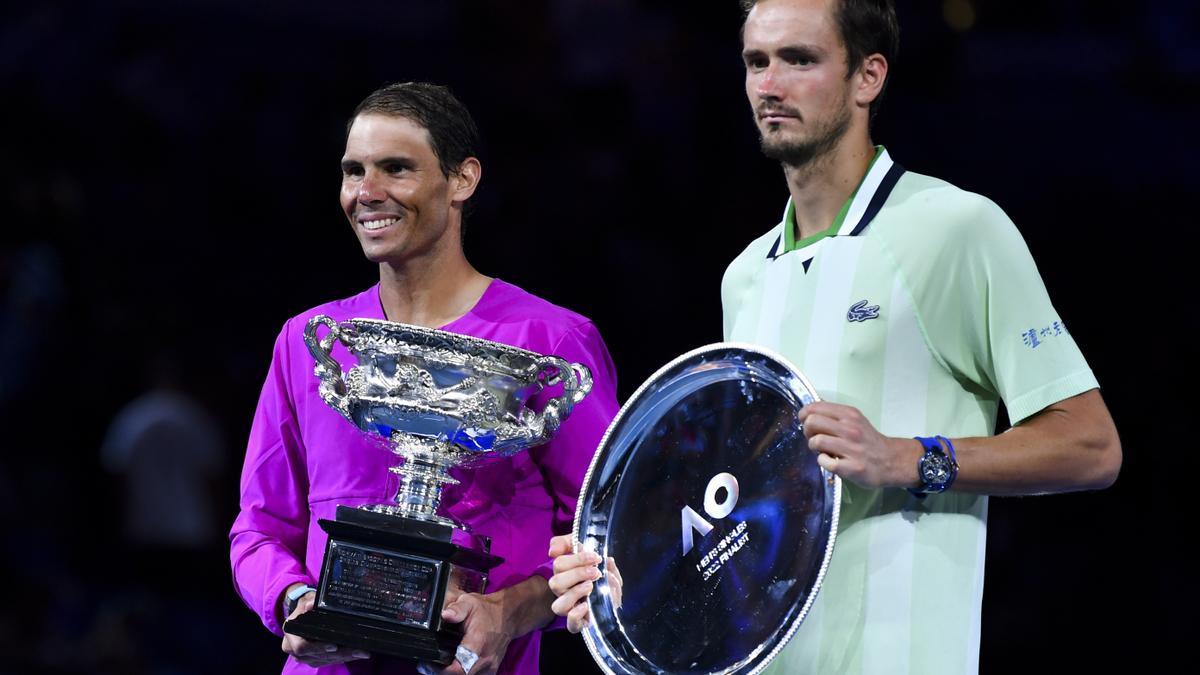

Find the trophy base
[[284, 605, 461, 663], [282, 506, 503, 665]]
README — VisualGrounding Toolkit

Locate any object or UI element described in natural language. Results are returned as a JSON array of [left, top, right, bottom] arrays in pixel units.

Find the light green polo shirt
[[721, 149, 1098, 674]]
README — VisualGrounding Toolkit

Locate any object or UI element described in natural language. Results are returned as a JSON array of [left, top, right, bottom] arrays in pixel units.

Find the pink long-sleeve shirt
[[230, 280, 619, 674]]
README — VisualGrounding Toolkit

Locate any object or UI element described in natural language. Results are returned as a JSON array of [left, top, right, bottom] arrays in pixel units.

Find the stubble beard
[[758, 101, 852, 169]]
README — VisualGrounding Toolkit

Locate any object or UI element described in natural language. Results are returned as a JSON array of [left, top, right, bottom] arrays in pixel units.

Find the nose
[[755, 61, 782, 101], [357, 175, 384, 204]]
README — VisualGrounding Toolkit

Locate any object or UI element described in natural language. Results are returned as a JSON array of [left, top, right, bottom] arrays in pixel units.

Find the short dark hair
[[741, 0, 899, 117], [348, 82, 480, 179]]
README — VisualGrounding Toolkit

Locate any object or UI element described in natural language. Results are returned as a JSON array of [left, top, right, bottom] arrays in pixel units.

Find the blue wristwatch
[[908, 435, 958, 496]]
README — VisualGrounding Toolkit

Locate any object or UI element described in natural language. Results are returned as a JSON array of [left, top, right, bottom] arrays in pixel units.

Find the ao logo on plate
[[680, 472, 739, 556]]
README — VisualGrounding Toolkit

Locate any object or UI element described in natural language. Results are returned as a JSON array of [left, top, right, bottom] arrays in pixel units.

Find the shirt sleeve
[[228, 319, 315, 636], [908, 193, 1099, 424], [525, 321, 620, 581]]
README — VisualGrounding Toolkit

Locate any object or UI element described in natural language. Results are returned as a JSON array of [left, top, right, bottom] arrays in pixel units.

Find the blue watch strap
[[908, 435, 958, 496], [934, 435, 957, 463]]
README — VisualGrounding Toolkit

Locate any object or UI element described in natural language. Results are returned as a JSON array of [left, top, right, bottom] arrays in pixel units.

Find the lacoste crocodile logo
[[847, 300, 881, 322]]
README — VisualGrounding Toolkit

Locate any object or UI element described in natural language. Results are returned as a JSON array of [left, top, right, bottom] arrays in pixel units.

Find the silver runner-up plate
[[573, 343, 841, 675]]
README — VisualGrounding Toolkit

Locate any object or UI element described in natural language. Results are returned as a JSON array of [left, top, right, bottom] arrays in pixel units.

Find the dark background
[[1, 0, 1191, 673]]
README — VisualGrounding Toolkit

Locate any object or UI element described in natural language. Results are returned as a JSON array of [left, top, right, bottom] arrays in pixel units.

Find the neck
[[782, 133, 876, 241], [377, 242, 491, 328]]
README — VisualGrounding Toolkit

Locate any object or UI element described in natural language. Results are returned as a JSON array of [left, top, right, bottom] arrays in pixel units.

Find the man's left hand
[[799, 401, 921, 489]]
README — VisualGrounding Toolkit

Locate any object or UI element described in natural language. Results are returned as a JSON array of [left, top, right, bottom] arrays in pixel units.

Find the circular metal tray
[[573, 343, 840, 675]]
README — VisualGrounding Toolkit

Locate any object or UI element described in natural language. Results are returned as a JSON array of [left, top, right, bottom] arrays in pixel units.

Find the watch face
[[921, 453, 953, 486]]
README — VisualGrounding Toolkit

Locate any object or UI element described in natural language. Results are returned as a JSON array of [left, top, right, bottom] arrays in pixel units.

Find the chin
[[358, 244, 393, 264], [762, 126, 805, 146], [761, 136, 805, 154]]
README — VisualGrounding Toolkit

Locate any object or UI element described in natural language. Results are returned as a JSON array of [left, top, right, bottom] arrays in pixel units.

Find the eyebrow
[[374, 156, 416, 169], [340, 156, 418, 171], [778, 45, 821, 60], [743, 43, 822, 59]]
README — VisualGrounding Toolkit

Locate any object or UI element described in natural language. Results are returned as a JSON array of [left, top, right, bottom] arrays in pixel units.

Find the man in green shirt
[[549, 1, 1120, 672]]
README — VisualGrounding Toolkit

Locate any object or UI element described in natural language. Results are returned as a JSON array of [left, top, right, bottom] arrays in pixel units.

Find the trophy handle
[[536, 357, 593, 436], [303, 315, 354, 422], [567, 363, 593, 406]]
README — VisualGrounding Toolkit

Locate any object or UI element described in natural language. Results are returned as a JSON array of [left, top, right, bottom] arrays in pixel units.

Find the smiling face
[[742, 0, 857, 166], [339, 114, 477, 265]]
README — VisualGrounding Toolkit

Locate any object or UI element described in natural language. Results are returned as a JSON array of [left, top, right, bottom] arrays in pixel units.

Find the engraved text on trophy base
[[319, 542, 441, 629]]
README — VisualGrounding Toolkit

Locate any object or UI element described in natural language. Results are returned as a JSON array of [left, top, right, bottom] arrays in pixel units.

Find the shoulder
[[870, 170, 1024, 263], [470, 279, 603, 354], [273, 285, 381, 355], [477, 279, 593, 330], [286, 285, 381, 327], [723, 222, 783, 290], [728, 223, 783, 271], [877, 171, 1013, 238]]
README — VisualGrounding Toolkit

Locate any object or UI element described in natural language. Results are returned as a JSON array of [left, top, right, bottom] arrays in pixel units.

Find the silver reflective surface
[[574, 343, 840, 675], [304, 315, 592, 528]]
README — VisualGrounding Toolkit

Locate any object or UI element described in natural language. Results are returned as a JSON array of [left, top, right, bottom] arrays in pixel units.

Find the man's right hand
[[281, 585, 372, 666], [547, 534, 602, 633]]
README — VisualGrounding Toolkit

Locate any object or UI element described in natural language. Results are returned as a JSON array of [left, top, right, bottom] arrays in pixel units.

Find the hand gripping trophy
[[284, 314, 592, 665]]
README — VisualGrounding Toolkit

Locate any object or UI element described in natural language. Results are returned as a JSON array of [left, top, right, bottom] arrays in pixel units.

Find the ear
[[854, 53, 888, 109], [449, 157, 481, 203]]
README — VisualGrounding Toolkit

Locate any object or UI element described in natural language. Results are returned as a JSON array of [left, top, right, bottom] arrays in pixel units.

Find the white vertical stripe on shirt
[[756, 241, 856, 673], [860, 274, 929, 674], [753, 252, 795, 352], [800, 241, 862, 395]]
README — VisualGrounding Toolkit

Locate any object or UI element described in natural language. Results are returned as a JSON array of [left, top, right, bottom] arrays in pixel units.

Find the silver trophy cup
[[283, 314, 593, 664]]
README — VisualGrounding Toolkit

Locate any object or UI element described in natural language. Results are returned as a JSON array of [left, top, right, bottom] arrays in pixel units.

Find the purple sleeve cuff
[[532, 557, 554, 582]]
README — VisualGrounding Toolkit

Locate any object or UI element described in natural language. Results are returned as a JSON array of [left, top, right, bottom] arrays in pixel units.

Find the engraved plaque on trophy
[[283, 315, 592, 664]]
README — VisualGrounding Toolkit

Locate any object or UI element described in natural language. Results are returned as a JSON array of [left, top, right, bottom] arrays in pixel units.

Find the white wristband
[[284, 584, 317, 618]]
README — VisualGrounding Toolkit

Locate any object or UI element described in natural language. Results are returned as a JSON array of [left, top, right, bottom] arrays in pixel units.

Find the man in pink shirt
[[230, 82, 619, 675]]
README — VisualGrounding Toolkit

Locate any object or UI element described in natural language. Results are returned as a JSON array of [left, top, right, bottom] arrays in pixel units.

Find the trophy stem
[[371, 434, 463, 528], [394, 457, 452, 518]]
